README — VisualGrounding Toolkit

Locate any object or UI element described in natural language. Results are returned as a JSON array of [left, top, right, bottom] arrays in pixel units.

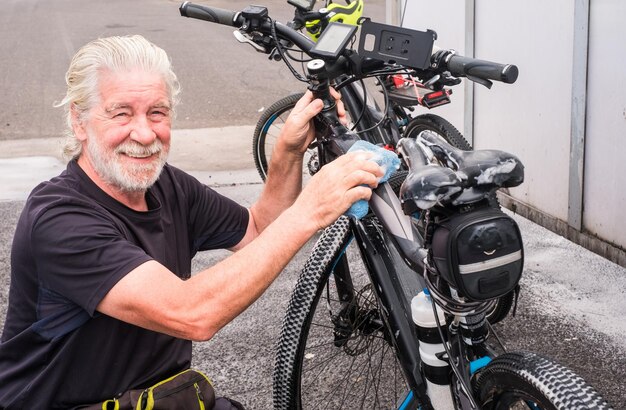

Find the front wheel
[[474, 351, 613, 409], [273, 216, 415, 409]]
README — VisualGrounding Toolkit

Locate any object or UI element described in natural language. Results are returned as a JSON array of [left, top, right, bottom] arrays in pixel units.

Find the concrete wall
[[391, 0, 626, 266]]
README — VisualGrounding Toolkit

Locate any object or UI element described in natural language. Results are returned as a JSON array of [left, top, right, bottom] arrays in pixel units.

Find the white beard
[[86, 130, 169, 193]]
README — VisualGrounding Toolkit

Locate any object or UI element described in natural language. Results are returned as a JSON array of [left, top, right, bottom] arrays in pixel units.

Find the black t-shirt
[[0, 160, 249, 408]]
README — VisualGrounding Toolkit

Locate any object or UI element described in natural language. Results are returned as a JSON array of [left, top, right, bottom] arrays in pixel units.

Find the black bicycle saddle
[[398, 132, 524, 210]]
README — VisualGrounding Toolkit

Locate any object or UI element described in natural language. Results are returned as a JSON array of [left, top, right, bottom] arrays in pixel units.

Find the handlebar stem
[[307, 60, 336, 112]]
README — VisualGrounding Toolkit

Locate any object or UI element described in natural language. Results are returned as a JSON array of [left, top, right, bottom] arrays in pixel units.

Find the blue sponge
[[344, 140, 401, 219]]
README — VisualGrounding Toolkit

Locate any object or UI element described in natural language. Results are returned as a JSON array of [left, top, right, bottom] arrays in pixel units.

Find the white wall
[[401, 0, 466, 135], [583, 1, 626, 246], [474, 1, 574, 222], [395, 0, 626, 258]]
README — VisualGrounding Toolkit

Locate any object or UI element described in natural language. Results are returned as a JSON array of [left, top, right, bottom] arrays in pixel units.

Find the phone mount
[[357, 19, 437, 70]]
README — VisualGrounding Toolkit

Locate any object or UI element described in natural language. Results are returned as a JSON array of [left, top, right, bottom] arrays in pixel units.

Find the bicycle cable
[[485, 320, 508, 352], [431, 300, 480, 410], [351, 76, 391, 136], [284, 49, 314, 63], [424, 265, 495, 317], [347, 78, 368, 132], [270, 19, 309, 83]]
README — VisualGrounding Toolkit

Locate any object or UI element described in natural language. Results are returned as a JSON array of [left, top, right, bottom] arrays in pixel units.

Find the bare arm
[[97, 152, 382, 341]]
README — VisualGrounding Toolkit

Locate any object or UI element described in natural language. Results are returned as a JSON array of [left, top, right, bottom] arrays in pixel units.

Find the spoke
[[359, 341, 375, 409], [320, 294, 345, 305], [372, 338, 388, 408], [355, 340, 388, 407], [393, 352, 400, 405], [319, 346, 362, 409], [302, 335, 389, 409], [298, 271, 410, 409], [308, 321, 338, 332], [303, 345, 347, 375], [337, 352, 370, 409], [277, 112, 290, 124]]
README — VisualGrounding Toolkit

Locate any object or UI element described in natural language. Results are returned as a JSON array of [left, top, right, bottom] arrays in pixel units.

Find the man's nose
[[129, 115, 157, 145]]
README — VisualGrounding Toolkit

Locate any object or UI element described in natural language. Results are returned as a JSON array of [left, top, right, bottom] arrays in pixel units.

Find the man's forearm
[[96, 205, 318, 342], [250, 138, 306, 232]]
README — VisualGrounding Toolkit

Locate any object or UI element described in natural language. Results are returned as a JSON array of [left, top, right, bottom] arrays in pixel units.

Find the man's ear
[[71, 104, 88, 142]]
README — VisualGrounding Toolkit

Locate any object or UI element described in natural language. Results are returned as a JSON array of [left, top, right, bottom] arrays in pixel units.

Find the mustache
[[114, 140, 164, 157]]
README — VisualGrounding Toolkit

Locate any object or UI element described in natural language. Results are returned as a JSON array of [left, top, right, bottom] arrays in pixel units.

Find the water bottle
[[411, 288, 453, 409]]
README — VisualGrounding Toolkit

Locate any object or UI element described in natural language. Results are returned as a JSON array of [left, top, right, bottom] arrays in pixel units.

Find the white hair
[[54, 35, 181, 159]]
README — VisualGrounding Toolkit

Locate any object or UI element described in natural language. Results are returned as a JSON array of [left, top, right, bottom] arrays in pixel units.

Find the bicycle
[[179, 3, 613, 409], [249, 0, 513, 327], [252, 0, 466, 184]]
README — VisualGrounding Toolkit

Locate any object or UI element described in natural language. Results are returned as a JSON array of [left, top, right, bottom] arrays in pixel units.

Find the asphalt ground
[[0, 0, 388, 140]]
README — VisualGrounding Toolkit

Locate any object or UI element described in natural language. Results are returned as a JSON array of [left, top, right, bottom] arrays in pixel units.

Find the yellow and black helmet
[[305, 0, 364, 41]]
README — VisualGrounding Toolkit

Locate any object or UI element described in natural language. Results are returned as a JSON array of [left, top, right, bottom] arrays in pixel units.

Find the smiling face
[[75, 68, 172, 193]]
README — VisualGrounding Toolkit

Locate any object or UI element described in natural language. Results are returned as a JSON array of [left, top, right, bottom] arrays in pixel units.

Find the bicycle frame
[[313, 65, 502, 408], [318, 145, 431, 407]]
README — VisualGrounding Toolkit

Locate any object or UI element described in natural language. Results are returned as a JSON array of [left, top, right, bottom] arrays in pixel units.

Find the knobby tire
[[253, 93, 306, 181], [474, 351, 613, 410]]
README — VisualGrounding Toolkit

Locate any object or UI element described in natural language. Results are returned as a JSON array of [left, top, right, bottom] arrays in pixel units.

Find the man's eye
[[114, 112, 130, 118]]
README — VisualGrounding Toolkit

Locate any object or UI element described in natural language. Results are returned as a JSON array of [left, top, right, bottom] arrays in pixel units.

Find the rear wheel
[[252, 93, 319, 181], [404, 113, 471, 150], [474, 351, 612, 410]]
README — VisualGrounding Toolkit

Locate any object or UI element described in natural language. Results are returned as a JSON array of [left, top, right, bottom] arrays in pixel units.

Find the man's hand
[[246, 88, 352, 240], [277, 89, 347, 156], [292, 151, 384, 231]]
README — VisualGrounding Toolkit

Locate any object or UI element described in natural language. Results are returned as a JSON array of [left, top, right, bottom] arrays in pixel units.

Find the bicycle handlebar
[[180, 2, 518, 86], [179, 1, 241, 26], [445, 54, 518, 84], [180, 2, 317, 54]]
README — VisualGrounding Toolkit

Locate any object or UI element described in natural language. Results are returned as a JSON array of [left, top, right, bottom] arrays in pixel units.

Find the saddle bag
[[431, 208, 523, 301]]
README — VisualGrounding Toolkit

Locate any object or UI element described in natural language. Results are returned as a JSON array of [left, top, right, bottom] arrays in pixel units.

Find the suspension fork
[[330, 248, 359, 346]]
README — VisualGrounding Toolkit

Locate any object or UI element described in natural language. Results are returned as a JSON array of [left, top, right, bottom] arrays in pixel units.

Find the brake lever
[[233, 30, 266, 53], [467, 75, 493, 89], [423, 74, 441, 89]]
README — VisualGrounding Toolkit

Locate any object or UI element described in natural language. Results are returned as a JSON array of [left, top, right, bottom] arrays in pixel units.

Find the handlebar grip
[[179, 1, 240, 27], [446, 54, 518, 84]]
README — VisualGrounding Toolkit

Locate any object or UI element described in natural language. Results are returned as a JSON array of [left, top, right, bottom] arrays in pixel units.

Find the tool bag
[[431, 207, 523, 301], [134, 369, 215, 410], [79, 369, 243, 410]]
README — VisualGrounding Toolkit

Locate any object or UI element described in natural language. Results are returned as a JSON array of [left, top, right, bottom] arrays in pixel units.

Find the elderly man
[[0, 35, 382, 408]]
